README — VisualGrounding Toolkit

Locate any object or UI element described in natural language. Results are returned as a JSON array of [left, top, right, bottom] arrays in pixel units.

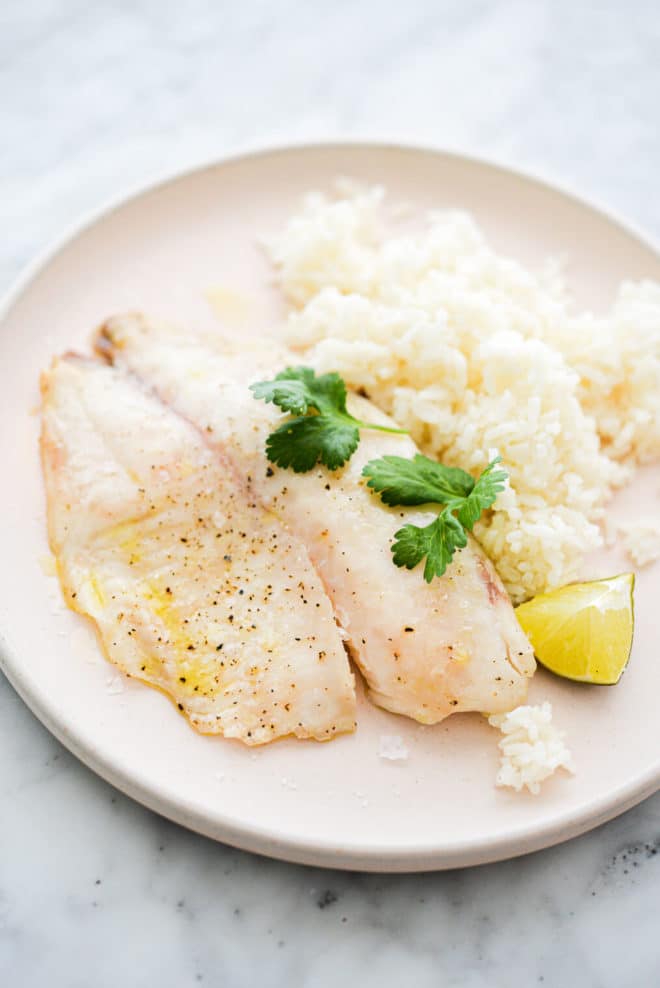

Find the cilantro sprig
[[250, 367, 407, 472], [363, 455, 507, 582]]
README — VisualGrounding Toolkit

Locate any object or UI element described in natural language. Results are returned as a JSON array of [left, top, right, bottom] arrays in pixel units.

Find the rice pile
[[488, 703, 574, 794], [266, 184, 660, 602]]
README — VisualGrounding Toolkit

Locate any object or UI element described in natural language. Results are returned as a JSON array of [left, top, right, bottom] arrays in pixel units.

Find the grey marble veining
[[1, 1, 659, 985]]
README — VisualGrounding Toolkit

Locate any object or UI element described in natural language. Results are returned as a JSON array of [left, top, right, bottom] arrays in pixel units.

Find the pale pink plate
[[1, 144, 658, 871]]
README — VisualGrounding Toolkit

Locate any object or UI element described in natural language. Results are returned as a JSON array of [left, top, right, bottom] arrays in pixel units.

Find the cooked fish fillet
[[97, 314, 536, 722], [40, 355, 356, 744]]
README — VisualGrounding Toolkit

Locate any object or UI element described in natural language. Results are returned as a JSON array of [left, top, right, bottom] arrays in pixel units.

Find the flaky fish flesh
[[41, 354, 356, 743]]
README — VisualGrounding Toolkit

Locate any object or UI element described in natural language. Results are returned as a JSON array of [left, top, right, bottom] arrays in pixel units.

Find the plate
[[1, 143, 659, 871]]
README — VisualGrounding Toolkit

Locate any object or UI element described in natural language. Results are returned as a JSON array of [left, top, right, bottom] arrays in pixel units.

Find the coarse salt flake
[[378, 734, 409, 762]]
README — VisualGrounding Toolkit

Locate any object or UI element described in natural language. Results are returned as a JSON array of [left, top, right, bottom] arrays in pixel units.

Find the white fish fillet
[[40, 355, 356, 744], [97, 314, 536, 722]]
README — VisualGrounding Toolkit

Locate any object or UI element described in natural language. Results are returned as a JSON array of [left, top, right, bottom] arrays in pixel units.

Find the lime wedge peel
[[515, 573, 635, 686]]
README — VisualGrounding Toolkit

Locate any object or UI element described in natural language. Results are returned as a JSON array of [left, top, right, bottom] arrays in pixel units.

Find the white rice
[[617, 519, 660, 567], [488, 703, 574, 794], [266, 184, 660, 601]]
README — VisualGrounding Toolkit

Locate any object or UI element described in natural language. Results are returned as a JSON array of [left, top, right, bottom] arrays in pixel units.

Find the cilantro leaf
[[455, 457, 507, 529], [392, 510, 468, 583], [362, 453, 475, 506], [251, 366, 406, 472], [265, 416, 360, 473], [250, 367, 349, 417]]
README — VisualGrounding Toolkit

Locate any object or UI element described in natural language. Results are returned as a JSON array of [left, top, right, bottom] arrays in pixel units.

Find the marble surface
[[2, 1, 659, 984]]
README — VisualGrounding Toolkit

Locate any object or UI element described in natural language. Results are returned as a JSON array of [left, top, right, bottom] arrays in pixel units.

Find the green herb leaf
[[251, 366, 407, 472], [392, 510, 468, 583], [362, 453, 475, 506], [364, 454, 507, 580], [265, 416, 361, 473], [250, 366, 350, 418], [455, 457, 507, 530]]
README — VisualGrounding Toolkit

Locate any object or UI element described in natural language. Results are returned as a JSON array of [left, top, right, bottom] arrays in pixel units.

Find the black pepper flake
[[317, 890, 338, 910], [224, 555, 232, 562], [266, 467, 274, 477], [179, 676, 187, 683], [404, 627, 415, 633], [216, 643, 223, 651]]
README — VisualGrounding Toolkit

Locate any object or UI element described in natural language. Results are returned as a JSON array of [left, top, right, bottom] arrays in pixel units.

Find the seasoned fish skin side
[[97, 314, 536, 722], [40, 355, 356, 744]]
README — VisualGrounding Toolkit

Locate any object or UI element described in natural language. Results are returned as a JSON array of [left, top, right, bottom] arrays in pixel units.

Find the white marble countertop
[[2, 1, 659, 984]]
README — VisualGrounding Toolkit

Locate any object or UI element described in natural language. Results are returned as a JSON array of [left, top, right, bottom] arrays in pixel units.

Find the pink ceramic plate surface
[[1, 144, 658, 871]]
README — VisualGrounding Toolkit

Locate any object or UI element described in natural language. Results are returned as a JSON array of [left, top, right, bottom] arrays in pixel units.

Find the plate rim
[[1, 140, 659, 872]]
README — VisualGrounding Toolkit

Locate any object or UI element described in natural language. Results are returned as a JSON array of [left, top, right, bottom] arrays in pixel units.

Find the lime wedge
[[515, 573, 635, 685]]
